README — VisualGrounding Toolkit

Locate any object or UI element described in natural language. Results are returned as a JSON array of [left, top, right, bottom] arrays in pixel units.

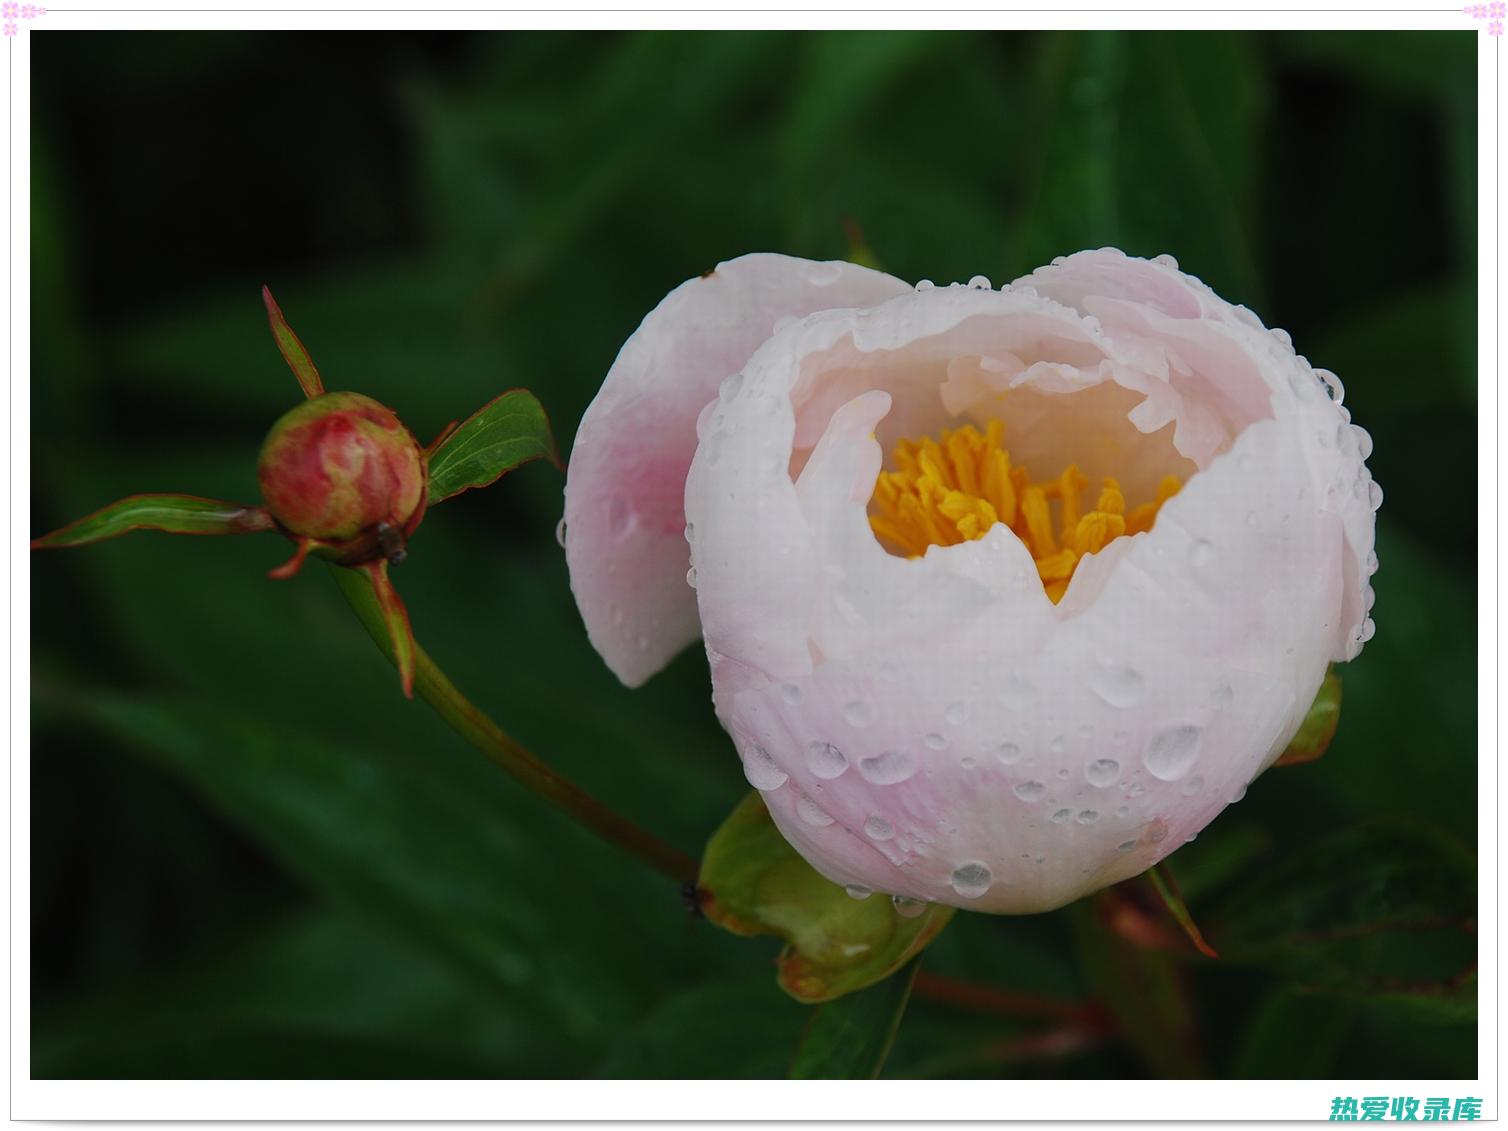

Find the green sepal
[[1146, 862, 1218, 958], [698, 791, 954, 1004], [32, 494, 274, 548], [426, 389, 560, 505], [360, 559, 417, 699], [1275, 666, 1342, 766], [262, 285, 325, 399]]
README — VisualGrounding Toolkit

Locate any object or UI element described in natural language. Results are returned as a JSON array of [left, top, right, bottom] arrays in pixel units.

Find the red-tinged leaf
[[1274, 667, 1342, 767], [1147, 862, 1219, 959], [361, 559, 416, 699], [32, 494, 273, 549], [262, 285, 325, 399], [426, 389, 560, 505]]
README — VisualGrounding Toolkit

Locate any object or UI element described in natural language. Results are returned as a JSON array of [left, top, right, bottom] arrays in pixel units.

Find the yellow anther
[[867, 421, 1181, 602]]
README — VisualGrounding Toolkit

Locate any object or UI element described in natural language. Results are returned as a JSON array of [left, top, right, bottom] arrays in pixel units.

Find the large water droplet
[[1089, 662, 1144, 708], [892, 895, 927, 919], [858, 750, 917, 785], [1143, 725, 1202, 781], [685, 566, 698, 588], [997, 742, 1024, 765], [1359, 618, 1377, 643], [718, 372, 744, 401], [967, 274, 992, 290], [843, 700, 874, 727], [1076, 809, 1100, 825], [915, 279, 935, 292], [742, 744, 788, 791], [1317, 369, 1345, 403], [683, 522, 695, 543], [949, 861, 993, 898], [863, 815, 894, 841], [796, 793, 834, 827], [1013, 780, 1046, 802], [1085, 758, 1121, 787], [805, 741, 848, 780], [1368, 480, 1384, 511], [1153, 253, 1179, 270]]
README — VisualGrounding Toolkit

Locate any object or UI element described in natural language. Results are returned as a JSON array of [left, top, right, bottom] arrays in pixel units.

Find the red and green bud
[[257, 391, 427, 565]]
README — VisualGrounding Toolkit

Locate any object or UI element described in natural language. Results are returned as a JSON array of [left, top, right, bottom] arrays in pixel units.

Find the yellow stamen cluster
[[870, 421, 1182, 603]]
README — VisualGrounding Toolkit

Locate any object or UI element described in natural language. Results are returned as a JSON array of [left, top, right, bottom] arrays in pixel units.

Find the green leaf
[[787, 957, 920, 1079], [1274, 667, 1342, 767], [426, 389, 559, 505], [262, 285, 325, 399], [1210, 821, 1476, 1016], [699, 791, 954, 1004], [32, 493, 273, 548]]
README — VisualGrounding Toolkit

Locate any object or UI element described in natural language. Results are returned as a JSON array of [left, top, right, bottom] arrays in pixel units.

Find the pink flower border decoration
[[1465, 2, 1506, 34], [3, 1, 45, 36]]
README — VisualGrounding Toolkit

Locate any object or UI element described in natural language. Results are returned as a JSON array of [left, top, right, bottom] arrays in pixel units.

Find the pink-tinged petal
[[564, 254, 909, 686]]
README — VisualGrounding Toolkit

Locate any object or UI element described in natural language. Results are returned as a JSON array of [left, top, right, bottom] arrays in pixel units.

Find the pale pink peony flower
[[563, 250, 1378, 913]]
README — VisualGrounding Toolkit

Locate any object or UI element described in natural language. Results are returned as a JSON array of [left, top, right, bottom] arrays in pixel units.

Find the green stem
[[331, 564, 699, 886]]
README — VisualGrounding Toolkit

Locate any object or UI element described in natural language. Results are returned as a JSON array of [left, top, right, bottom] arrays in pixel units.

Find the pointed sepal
[[698, 791, 954, 1004], [426, 389, 560, 505], [1274, 666, 1342, 767], [32, 494, 274, 549], [1147, 862, 1219, 959], [360, 558, 416, 699], [262, 285, 325, 400], [267, 536, 317, 580]]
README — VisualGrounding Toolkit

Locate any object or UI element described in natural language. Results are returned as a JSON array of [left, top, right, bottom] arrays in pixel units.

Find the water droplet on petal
[[845, 884, 873, 900], [554, 517, 568, 547], [1048, 735, 1066, 755], [1144, 725, 1202, 781], [1086, 758, 1121, 787], [1013, 780, 1046, 802], [779, 683, 802, 705], [1368, 480, 1384, 511], [1153, 253, 1179, 270], [949, 861, 993, 898], [1117, 840, 1137, 853], [915, 279, 935, 292], [685, 566, 698, 588], [960, 755, 978, 770], [945, 701, 971, 725], [1089, 662, 1145, 708], [1076, 809, 1100, 825], [608, 496, 634, 538], [924, 732, 948, 750], [967, 274, 992, 290], [1360, 617, 1377, 643], [742, 744, 788, 791], [843, 700, 874, 727], [1180, 774, 1205, 797], [796, 793, 834, 827], [1317, 369, 1344, 403], [1366, 549, 1379, 574], [805, 741, 848, 779], [1210, 682, 1234, 707], [892, 895, 927, 918], [997, 742, 1024, 765], [858, 750, 917, 785], [863, 815, 894, 841], [683, 522, 695, 542], [719, 372, 744, 401], [1050, 808, 1072, 824]]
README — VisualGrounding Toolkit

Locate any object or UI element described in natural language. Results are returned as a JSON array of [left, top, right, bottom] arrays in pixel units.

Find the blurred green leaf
[[1211, 821, 1476, 1015], [427, 388, 559, 504], [787, 958, 920, 1079], [1231, 988, 1356, 1079], [32, 493, 273, 548], [700, 792, 953, 1004], [1274, 667, 1341, 767]]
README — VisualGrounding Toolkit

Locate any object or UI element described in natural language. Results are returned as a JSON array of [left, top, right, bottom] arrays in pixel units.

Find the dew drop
[[967, 274, 992, 290], [945, 700, 971, 725], [845, 884, 873, 900], [1077, 722, 1095, 738], [843, 701, 874, 727], [718, 372, 744, 401], [858, 750, 917, 785], [779, 683, 802, 705], [742, 744, 788, 791], [949, 861, 993, 898], [863, 815, 894, 841], [1230, 783, 1248, 804], [1354, 425, 1374, 459], [1056, 767, 1070, 779], [1048, 735, 1066, 755], [796, 793, 834, 827], [1085, 758, 1121, 787], [685, 566, 698, 588], [1115, 805, 1129, 818], [1210, 682, 1234, 707], [1117, 840, 1137, 853], [915, 279, 936, 292], [1269, 327, 1292, 348], [1076, 809, 1100, 825], [1153, 253, 1179, 269], [1050, 808, 1072, 824], [1317, 369, 1345, 403], [892, 895, 927, 919], [1366, 549, 1379, 575], [805, 741, 848, 780], [924, 732, 948, 750], [996, 741, 1024, 765], [608, 496, 634, 538], [1359, 618, 1377, 643], [554, 517, 568, 547], [960, 755, 978, 770], [683, 522, 696, 543], [1368, 480, 1384, 511], [1188, 539, 1213, 569], [1013, 780, 1046, 802], [1089, 662, 1145, 708], [1144, 725, 1202, 781]]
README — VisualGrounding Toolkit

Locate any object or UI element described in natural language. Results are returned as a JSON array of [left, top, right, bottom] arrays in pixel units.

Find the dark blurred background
[[30, 31, 1477, 1079]]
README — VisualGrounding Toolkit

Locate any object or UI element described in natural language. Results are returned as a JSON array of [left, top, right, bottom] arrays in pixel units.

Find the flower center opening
[[869, 420, 1181, 603]]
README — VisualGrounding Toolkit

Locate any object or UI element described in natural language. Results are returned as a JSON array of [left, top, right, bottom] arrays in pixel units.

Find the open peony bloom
[[563, 250, 1379, 914]]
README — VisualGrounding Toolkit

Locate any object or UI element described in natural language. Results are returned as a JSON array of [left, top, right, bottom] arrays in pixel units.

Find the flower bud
[[257, 391, 426, 563]]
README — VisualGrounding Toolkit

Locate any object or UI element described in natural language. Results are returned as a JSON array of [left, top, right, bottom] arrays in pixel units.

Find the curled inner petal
[[868, 421, 1181, 602]]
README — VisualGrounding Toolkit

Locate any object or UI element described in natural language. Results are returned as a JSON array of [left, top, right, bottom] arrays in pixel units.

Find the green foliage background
[[30, 30, 1477, 1079]]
